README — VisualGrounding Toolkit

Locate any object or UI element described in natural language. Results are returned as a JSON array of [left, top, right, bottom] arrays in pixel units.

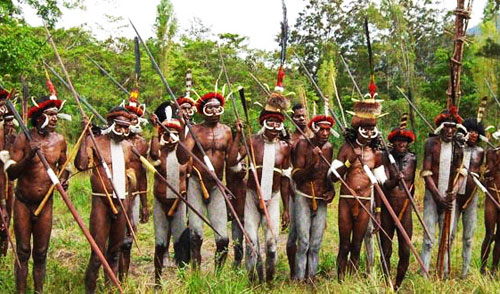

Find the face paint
[[40, 107, 59, 130], [263, 119, 284, 131], [180, 103, 195, 117], [160, 131, 179, 145], [202, 101, 224, 117], [102, 120, 130, 137], [359, 126, 379, 139], [311, 121, 332, 133]]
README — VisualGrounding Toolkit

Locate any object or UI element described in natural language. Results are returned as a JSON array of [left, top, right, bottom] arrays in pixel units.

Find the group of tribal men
[[1, 73, 500, 294]]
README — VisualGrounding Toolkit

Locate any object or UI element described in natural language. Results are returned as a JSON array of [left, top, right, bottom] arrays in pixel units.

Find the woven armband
[[420, 170, 433, 177], [457, 168, 467, 177], [373, 165, 387, 184], [282, 167, 292, 179]]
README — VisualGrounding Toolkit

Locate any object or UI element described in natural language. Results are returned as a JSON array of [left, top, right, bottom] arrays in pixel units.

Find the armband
[[180, 190, 187, 197], [0, 150, 15, 171], [345, 160, 351, 168], [291, 168, 302, 177], [282, 167, 292, 179], [420, 170, 433, 177], [375, 207, 381, 213], [457, 168, 467, 177], [373, 165, 387, 184], [229, 163, 243, 173]]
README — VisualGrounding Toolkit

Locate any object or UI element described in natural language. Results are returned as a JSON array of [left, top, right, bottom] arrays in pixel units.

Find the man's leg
[[395, 208, 412, 289], [264, 192, 280, 282], [207, 186, 229, 270], [85, 197, 112, 294], [231, 218, 243, 268], [13, 199, 32, 294], [153, 198, 170, 285], [350, 201, 371, 272], [0, 181, 13, 257], [306, 201, 327, 280], [286, 196, 297, 279], [187, 178, 206, 269], [337, 199, 353, 282], [421, 189, 438, 274], [32, 198, 53, 293], [244, 190, 262, 282], [364, 220, 374, 273], [481, 196, 497, 273], [294, 194, 311, 281], [105, 199, 128, 289], [172, 201, 190, 267], [461, 194, 477, 278], [119, 195, 138, 280], [380, 206, 396, 279]]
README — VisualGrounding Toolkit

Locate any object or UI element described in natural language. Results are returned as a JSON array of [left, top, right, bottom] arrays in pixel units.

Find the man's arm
[[422, 139, 446, 205], [382, 152, 399, 190], [74, 135, 92, 171], [6, 133, 34, 180], [176, 131, 195, 165], [58, 138, 70, 188], [329, 144, 353, 181], [291, 140, 317, 184], [280, 143, 291, 227]]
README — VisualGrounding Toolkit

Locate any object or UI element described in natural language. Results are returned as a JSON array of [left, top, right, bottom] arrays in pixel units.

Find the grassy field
[[1, 172, 500, 293]]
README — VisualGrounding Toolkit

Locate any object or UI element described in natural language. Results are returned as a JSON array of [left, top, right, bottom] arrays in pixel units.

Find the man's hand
[[312, 146, 322, 165], [61, 178, 69, 191], [281, 209, 290, 230], [149, 113, 158, 127], [348, 149, 362, 164], [28, 142, 41, 158], [372, 212, 381, 234], [235, 119, 243, 134], [323, 191, 335, 204], [81, 117, 90, 130], [435, 193, 453, 211], [140, 205, 150, 223]]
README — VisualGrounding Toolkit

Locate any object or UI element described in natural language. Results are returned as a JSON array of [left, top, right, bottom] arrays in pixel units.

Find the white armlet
[[229, 163, 243, 173], [373, 165, 388, 184], [328, 159, 344, 177], [282, 167, 292, 179]]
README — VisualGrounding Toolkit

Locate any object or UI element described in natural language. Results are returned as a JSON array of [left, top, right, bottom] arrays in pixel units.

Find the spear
[[4, 90, 123, 293], [217, 46, 276, 238], [21, 75, 29, 125], [129, 19, 257, 254], [486, 80, 500, 109], [44, 26, 142, 255], [84, 56, 225, 236]]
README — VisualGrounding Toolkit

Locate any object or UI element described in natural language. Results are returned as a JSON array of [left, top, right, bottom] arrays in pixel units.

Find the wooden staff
[[45, 26, 142, 255], [5, 96, 123, 293]]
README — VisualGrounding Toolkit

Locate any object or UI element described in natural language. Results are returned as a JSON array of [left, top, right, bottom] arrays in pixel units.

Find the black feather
[[364, 17, 373, 76], [280, 0, 288, 66], [239, 87, 249, 121], [134, 37, 141, 82]]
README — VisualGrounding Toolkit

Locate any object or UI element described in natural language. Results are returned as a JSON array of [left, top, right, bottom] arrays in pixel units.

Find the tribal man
[[420, 107, 466, 276], [451, 117, 484, 278], [75, 106, 135, 293], [118, 89, 150, 280], [380, 114, 416, 289], [229, 92, 291, 283], [176, 92, 233, 270], [5, 89, 69, 293], [286, 102, 313, 278], [481, 129, 500, 274], [150, 102, 190, 284], [0, 90, 17, 257], [292, 115, 335, 281], [329, 98, 384, 281], [226, 135, 247, 268]]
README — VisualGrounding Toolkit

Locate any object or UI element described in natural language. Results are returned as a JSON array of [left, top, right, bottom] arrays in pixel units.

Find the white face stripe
[[263, 119, 284, 131]]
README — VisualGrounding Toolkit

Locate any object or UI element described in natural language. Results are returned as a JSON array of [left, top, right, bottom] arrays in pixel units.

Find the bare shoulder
[[424, 136, 439, 147], [279, 140, 291, 153], [53, 132, 67, 144]]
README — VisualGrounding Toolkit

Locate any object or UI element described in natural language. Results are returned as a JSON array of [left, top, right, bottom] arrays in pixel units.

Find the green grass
[[1, 173, 500, 293]]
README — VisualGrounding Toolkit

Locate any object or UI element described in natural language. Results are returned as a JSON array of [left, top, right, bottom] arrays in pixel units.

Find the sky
[[17, 0, 488, 51]]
